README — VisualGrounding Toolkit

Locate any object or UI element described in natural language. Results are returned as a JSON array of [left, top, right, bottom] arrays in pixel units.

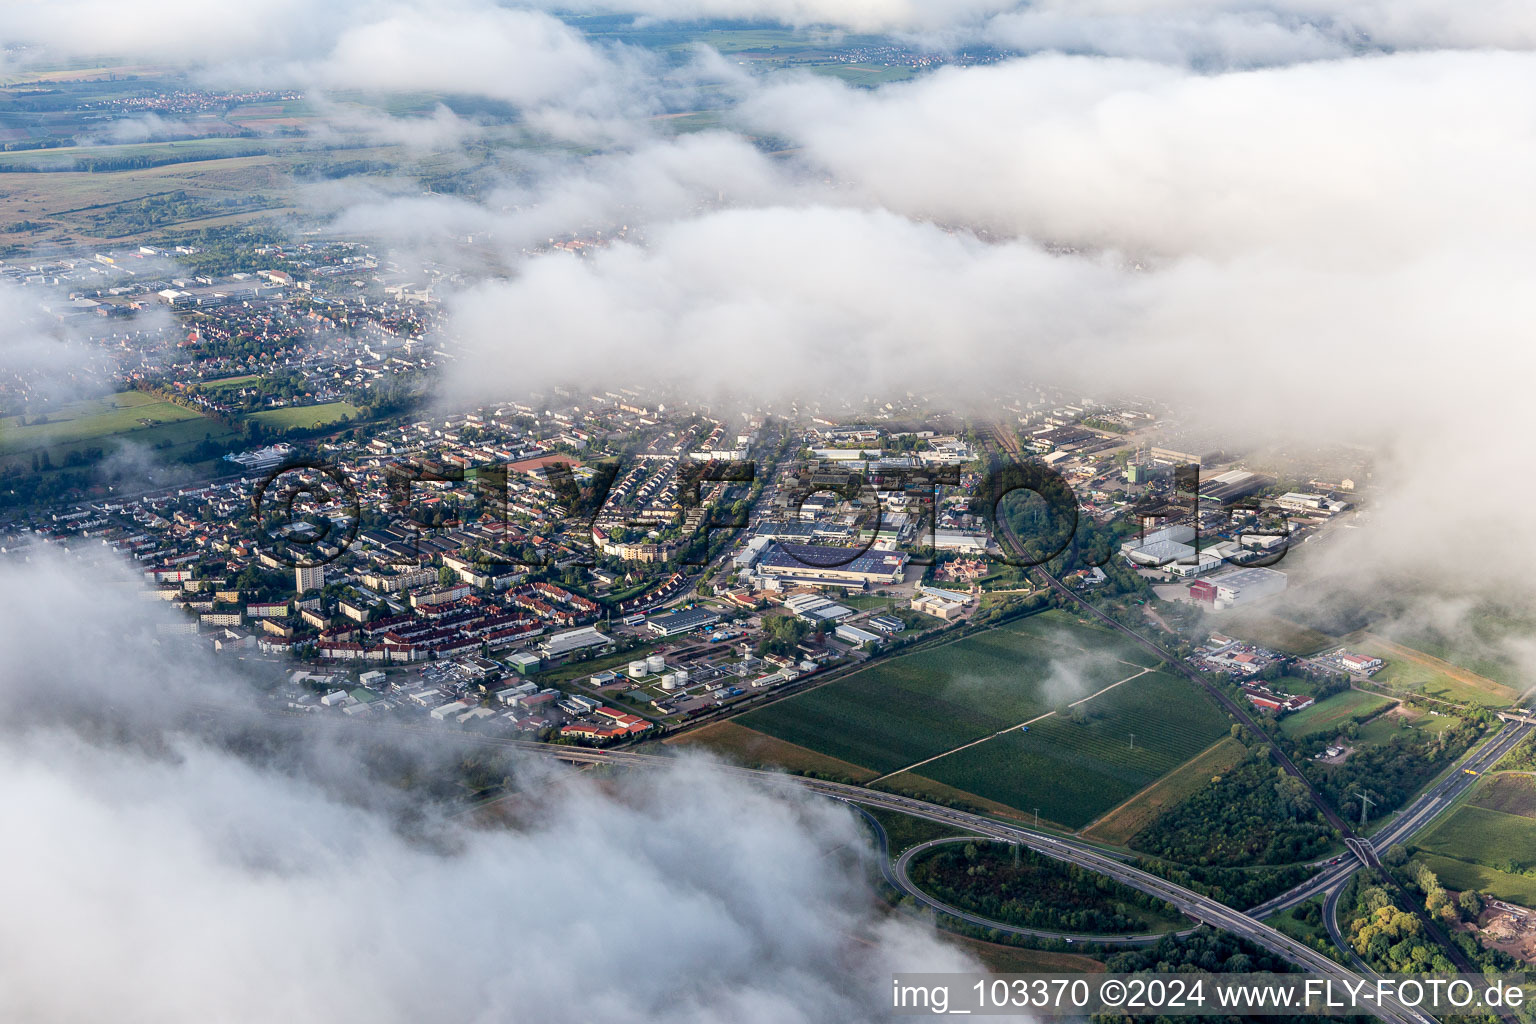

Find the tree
[[1458, 889, 1484, 919], [438, 565, 456, 587]]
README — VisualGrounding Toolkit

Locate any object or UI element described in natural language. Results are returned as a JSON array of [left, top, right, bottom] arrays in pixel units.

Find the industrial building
[[1120, 525, 1224, 576], [784, 593, 853, 622], [755, 542, 909, 590], [1188, 567, 1287, 609], [646, 607, 721, 637], [1199, 470, 1267, 504], [540, 625, 613, 658], [1278, 492, 1350, 515], [911, 586, 968, 620], [835, 623, 882, 647]]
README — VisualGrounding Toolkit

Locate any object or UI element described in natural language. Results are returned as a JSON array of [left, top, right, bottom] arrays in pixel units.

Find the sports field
[[889, 671, 1231, 828], [1278, 690, 1395, 739], [735, 611, 1160, 776]]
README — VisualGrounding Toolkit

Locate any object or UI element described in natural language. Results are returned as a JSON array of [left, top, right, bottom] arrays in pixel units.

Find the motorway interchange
[[527, 735, 1454, 1024]]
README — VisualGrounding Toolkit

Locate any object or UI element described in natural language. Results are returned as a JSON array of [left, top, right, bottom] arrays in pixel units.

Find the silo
[[646, 654, 666, 674], [660, 674, 678, 691], [628, 660, 648, 678]]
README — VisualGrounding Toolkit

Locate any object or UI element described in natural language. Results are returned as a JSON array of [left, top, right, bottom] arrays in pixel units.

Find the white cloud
[[0, 549, 976, 1022], [741, 51, 1536, 261]]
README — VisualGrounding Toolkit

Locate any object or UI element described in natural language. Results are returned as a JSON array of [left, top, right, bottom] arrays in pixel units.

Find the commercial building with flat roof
[[835, 623, 882, 647], [541, 626, 612, 657], [646, 607, 721, 637], [756, 542, 908, 589], [1200, 566, 1287, 609]]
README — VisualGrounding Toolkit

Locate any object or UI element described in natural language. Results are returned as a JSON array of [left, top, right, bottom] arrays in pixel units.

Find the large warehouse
[[646, 607, 721, 637], [1188, 567, 1288, 609], [755, 542, 909, 590]]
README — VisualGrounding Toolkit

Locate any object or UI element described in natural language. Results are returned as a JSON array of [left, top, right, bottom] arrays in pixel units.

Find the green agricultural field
[[0, 136, 292, 172], [1278, 690, 1394, 739], [1387, 605, 1532, 693], [247, 401, 362, 431], [735, 611, 1160, 776], [1416, 802, 1536, 887], [1415, 854, 1536, 906], [894, 671, 1231, 828], [1470, 774, 1536, 819]]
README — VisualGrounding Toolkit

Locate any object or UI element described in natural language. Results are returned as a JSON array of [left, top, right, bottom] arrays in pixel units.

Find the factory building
[[755, 542, 909, 590], [1188, 567, 1287, 609], [646, 607, 721, 637], [540, 626, 613, 658]]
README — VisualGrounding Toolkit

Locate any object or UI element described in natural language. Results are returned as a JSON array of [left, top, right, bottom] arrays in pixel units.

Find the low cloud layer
[[0, 550, 974, 1022]]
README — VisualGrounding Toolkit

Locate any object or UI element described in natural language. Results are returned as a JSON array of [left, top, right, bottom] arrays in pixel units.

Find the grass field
[[890, 671, 1232, 829], [1387, 606, 1532, 693], [1083, 736, 1247, 846], [1220, 612, 1338, 656], [1470, 774, 1536, 819], [666, 720, 879, 783], [0, 392, 202, 453], [1416, 800, 1536, 902], [863, 807, 970, 855], [247, 401, 362, 431], [734, 611, 1160, 776], [1416, 854, 1536, 906], [1353, 706, 1457, 745], [1350, 634, 1519, 707], [946, 935, 1105, 975], [197, 374, 262, 394], [0, 391, 237, 472], [1278, 690, 1395, 739]]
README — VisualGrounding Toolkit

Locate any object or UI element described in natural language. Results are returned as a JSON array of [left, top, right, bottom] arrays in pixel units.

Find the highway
[[885, 834, 1195, 945], [1250, 717, 1532, 917], [504, 738, 1432, 1024], [240, 694, 1447, 1023]]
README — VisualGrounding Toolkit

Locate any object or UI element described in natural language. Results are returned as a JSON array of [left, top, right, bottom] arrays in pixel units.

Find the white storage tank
[[673, 669, 690, 686], [628, 660, 648, 678], [646, 655, 666, 674], [660, 674, 678, 691]]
